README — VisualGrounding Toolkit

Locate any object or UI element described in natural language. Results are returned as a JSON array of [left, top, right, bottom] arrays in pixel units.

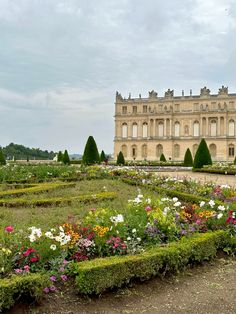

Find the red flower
[[30, 257, 38, 263], [5, 226, 14, 233]]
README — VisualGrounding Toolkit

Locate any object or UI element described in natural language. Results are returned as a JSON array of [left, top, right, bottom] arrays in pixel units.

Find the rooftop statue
[[148, 90, 158, 99], [116, 91, 124, 102], [200, 86, 210, 97], [165, 89, 174, 98], [218, 86, 228, 96]]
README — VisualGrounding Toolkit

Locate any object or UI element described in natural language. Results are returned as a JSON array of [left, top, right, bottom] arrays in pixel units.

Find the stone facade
[[114, 86, 236, 161]]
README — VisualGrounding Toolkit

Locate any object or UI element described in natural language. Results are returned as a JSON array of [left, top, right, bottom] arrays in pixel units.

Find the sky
[[0, 0, 236, 154]]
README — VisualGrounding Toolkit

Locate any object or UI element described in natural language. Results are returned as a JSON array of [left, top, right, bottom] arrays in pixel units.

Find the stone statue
[[148, 90, 158, 99], [200, 86, 210, 97], [116, 91, 124, 102], [165, 89, 174, 98], [218, 86, 228, 96]]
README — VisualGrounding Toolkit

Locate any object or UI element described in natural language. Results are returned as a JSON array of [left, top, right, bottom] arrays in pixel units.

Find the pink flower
[[49, 285, 56, 292], [90, 208, 96, 212], [5, 225, 14, 233], [61, 275, 68, 281], [50, 275, 57, 282], [59, 267, 65, 272], [24, 265, 30, 272], [145, 206, 152, 212], [15, 268, 23, 274], [43, 287, 50, 294]]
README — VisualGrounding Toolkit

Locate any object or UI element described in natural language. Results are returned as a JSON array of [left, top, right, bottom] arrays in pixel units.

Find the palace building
[[114, 86, 236, 161]]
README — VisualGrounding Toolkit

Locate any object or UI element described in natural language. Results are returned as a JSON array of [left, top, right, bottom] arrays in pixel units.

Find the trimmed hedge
[[193, 168, 236, 175], [0, 191, 117, 207], [73, 231, 228, 294], [0, 273, 49, 311], [0, 182, 75, 198]]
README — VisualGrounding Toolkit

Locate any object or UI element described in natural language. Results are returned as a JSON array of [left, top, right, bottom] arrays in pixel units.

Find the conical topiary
[[0, 148, 6, 165], [100, 150, 106, 162], [234, 156, 236, 165], [57, 151, 63, 162], [82, 136, 100, 165], [117, 151, 125, 165], [193, 139, 212, 168], [160, 153, 166, 162], [63, 150, 70, 165], [183, 148, 193, 167]]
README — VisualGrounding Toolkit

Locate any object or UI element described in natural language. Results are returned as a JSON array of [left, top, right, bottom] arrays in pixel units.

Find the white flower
[[137, 194, 143, 199], [208, 200, 215, 208], [174, 201, 181, 207], [217, 213, 223, 219], [127, 237, 131, 241], [218, 205, 225, 211], [132, 228, 136, 233], [200, 201, 205, 208], [45, 231, 54, 239], [59, 226, 64, 232], [110, 214, 124, 223], [172, 197, 178, 202], [50, 244, 57, 250], [29, 234, 36, 243], [146, 198, 151, 204], [163, 207, 170, 216], [137, 237, 141, 242]]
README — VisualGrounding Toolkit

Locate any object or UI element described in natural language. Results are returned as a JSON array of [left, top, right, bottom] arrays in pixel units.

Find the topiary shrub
[[234, 156, 236, 165], [57, 151, 63, 162], [63, 150, 70, 165], [82, 136, 100, 165], [117, 151, 125, 165], [100, 150, 106, 163], [0, 148, 6, 165], [160, 153, 166, 162], [193, 139, 212, 169], [183, 148, 193, 167]]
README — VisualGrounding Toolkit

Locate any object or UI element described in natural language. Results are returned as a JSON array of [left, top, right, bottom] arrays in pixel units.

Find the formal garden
[[0, 162, 235, 311]]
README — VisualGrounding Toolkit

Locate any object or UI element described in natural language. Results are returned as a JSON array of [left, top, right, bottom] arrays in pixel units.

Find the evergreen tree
[[117, 151, 125, 165], [234, 156, 236, 165], [160, 153, 166, 162], [100, 150, 106, 162], [193, 139, 212, 168], [63, 150, 70, 165], [0, 148, 6, 165], [82, 136, 100, 165], [57, 151, 63, 162], [183, 148, 193, 167]]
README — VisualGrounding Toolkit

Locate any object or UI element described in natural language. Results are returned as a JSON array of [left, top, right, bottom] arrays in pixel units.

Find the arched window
[[209, 143, 217, 158], [193, 144, 198, 157], [132, 123, 138, 138], [156, 144, 163, 158], [122, 123, 127, 138], [142, 123, 148, 138], [121, 144, 127, 158], [174, 121, 180, 137], [229, 144, 235, 157], [158, 122, 164, 137], [141, 144, 147, 158], [193, 121, 199, 137], [131, 145, 137, 158], [229, 119, 235, 136], [174, 144, 180, 158], [210, 120, 217, 137]]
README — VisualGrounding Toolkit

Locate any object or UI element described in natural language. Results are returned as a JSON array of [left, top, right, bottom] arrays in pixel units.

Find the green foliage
[[100, 150, 106, 162], [234, 156, 236, 165], [0, 273, 49, 311], [82, 136, 100, 165], [193, 139, 212, 168], [183, 148, 193, 167], [2, 143, 55, 160], [117, 151, 125, 165], [73, 231, 227, 294], [63, 150, 70, 165], [160, 153, 166, 162], [57, 151, 63, 162], [0, 149, 6, 165]]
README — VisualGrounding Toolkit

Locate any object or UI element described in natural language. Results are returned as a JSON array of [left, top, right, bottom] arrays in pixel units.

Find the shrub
[[100, 150, 106, 163], [82, 136, 100, 165], [63, 150, 70, 165], [73, 231, 228, 294], [193, 139, 212, 169], [117, 151, 125, 165], [57, 151, 63, 162], [183, 148, 193, 167], [0, 148, 6, 165], [160, 153, 166, 162], [234, 156, 236, 165]]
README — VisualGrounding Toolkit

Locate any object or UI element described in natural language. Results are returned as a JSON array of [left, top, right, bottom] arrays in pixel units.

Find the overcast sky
[[0, 0, 236, 154]]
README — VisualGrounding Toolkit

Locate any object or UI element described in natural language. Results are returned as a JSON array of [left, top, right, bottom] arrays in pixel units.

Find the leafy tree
[[183, 148, 193, 167], [117, 151, 125, 165], [82, 136, 100, 165], [0, 148, 6, 165], [193, 139, 212, 168], [100, 150, 106, 162], [160, 153, 166, 162], [2, 143, 55, 160], [57, 151, 63, 162], [63, 150, 70, 165]]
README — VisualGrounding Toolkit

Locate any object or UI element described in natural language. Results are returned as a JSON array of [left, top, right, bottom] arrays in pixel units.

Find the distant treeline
[[1, 143, 56, 160]]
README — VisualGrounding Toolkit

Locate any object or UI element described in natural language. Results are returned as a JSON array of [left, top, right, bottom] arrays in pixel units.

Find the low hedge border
[[0, 273, 49, 311], [0, 182, 76, 198], [0, 191, 117, 207], [193, 168, 236, 175], [73, 230, 229, 294]]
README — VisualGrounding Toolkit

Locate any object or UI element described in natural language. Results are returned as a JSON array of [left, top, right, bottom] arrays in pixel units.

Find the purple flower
[[59, 267, 65, 272], [61, 275, 68, 281], [50, 275, 57, 282], [49, 285, 57, 292], [181, 229, 187, 235], [43, 287, 50, 294]]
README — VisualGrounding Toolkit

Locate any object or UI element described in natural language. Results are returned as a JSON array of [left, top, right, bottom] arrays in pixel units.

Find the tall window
[[132, 123, 138, 138], [229, 120, 235, 136], [210, 120, 217, 137], [142, 144, 147, 158], [121, 145, 127, 157], [174, 144, 180, 158], [143, 105, 147, 113], [193, 121, 200, 137], [132, 106, 137, 114], [156, 144, 163, 158], [122, 106, 127, 114], [142, 123, 148, 138], [209, 143, 217, 158], [132, 145, 137, 158], [174, 122, 180, 137], [229, 145, 235, 157], [158, 122, 164, 137], [122, 123, 127, 138]]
